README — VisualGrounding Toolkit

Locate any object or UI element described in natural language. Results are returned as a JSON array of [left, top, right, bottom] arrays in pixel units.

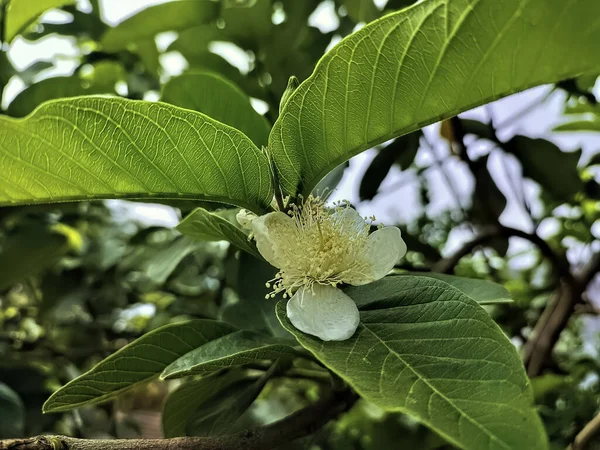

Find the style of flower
[[237, 196, 407, 341]]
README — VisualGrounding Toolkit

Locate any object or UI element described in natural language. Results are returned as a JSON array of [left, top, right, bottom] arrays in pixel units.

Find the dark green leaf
[[277, 276, 547, 450], [341, 0, 381, 23], [0, 382, 25, 438], [395, 273, 512, 305], [43, 319, 237, 412], [161, 71, 270, 148], [162, 330, 298, 379], [506, 136, 583, 202]]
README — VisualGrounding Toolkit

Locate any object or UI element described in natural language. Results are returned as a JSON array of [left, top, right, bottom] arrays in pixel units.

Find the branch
[[573, 411, 600, 450], [432, 224, 572, 281], [0, 389, 357, 450]]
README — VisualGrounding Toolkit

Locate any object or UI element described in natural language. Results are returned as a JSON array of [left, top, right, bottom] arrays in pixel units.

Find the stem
[[0, 389, 357, 450]]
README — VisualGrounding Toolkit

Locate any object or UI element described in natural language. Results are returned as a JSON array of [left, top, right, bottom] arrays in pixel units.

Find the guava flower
[[237, 196, 406, 341]]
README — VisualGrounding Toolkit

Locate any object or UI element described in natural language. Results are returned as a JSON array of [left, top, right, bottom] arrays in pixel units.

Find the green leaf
[[0, 382, 25, 438], [163, 367, 272, 437], [554, 119, 600, 132], [161, 71, 270, 148], [269, 0, 600, 196], [0, 223, 73, 290], [162, 330, 297, 379], [100, 0, 220, 53], [395, 273, 512, 305], [506, 136, 582, 202], [222, 252, 291, 339], [4, 0, 74, 43], [176, 207, 262, 259], [277, 276, 547, 450], [7, 62, 124, 117], [0, 97, 274, 213], [42, 319, 237, 412]]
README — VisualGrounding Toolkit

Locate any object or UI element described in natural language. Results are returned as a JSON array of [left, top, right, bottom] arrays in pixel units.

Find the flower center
[[264, 196, 374, 299]]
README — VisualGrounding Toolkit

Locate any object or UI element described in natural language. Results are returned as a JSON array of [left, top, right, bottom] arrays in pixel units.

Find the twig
[[0, 389, 357, 450], [572, 411, 600, 450]]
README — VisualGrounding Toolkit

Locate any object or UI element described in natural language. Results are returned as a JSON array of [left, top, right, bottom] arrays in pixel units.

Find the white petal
[[332, 206, 367, 235], [286, 284, 360, 341], [344, 226, 407, 286], [250, 212, 295, 268]]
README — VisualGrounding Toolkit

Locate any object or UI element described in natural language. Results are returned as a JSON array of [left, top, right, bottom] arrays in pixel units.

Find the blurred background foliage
[[0, 0, 599, 448]]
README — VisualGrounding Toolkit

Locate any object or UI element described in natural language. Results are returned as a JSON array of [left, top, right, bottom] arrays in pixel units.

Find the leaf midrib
[[360, 322, 511, 450]]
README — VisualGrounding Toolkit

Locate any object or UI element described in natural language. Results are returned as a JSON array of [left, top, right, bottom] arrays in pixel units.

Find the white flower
[[237, 196, 407, 341]]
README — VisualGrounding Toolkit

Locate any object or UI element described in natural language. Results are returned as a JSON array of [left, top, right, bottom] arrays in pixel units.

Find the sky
[[4, 0, 600, 256]]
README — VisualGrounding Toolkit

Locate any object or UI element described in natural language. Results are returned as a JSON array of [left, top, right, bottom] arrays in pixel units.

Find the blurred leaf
[[396, 226, 441, 262], [0, 223, 72, 290], [269, 0, 600, 197], [460, 119, 496, 142], [0, 382, 25, 438], [554, 119, 600, 132], [43, 319, 237, 413], [162, 330, 298, 379], [17, 60, 54, 85], [186, 363, 275, 437], [220, 0, 273, 49], [26, 5, 106, 41], [119, 236, 202, 286], [397, 273, 513, 305], [222, 252, 290, 339], [0, 97, 274, 213], [176, 207, 262, 259], [277, 276, 548, 450], [531, 374, 568, 402], [163, 366, 272, 437], [7, 62, 124, 117], [359, 131, 420, 200], [100, 0, 220, 53], [4, 0, 74, 43], [506, 136, 583, 202], [341, 0, 380, 23], [162, 71, 270, 148]]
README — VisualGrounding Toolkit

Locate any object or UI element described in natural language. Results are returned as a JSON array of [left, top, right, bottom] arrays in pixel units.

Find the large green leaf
[[4, 0, 74, 43], [161, 71, 271, 148], [176, 207, 262, 259], [394, 273, 512, 305], [269, 0, 600, 196], [0, 382, 25, 438], [162, 330, 297, 379], [277, 276, 547, 450], [0, 97, 274, 212], [43, 320, 237, 413], [100, 0, 220, 53]]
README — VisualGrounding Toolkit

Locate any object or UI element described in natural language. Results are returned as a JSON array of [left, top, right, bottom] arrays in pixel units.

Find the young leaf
[[277, 276, 547, 450], [161, 71, 271, 148], [269, 0, 600, 196], [0, 97, 274, 213], [393, 273, 512, 305], [177, 207, 262, 259], [43, 320, 237, 413], [4, 0, 74, 43], [100, 0, 220, 53], [162, 330, 298, 379]]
